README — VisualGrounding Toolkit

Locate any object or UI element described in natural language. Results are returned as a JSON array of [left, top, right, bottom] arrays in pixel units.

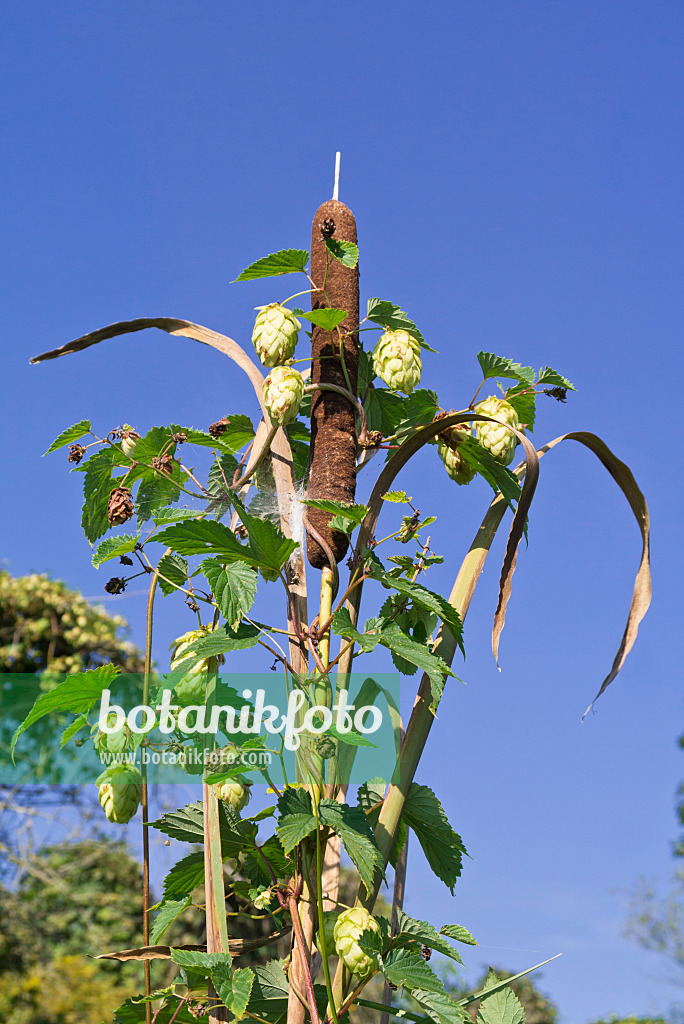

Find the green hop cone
[[215, 780, 251, 813], [93, 712, 131, 756], [333, 907, 381, 978], [314, 909, 338, 955], [252, 304, 301, 368], [169, 627, 212, 705], [473, 396, 520, 466], [97, 764, 142, 824], [263, 365, 305, 425], [372, 330, 422, 394], [437, 439, 476, 485], [119, 425, 140, 458]]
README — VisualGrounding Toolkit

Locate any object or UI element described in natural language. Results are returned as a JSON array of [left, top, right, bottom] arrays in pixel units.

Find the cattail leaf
[[232, 248, 309, 282]]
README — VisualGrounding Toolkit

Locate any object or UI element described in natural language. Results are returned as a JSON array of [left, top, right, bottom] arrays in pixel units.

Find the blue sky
[[2, 2, 683, 1021]]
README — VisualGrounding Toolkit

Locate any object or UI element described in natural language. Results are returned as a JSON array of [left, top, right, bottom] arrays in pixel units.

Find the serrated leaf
[[456, 435, 521, 509], [411, 988, 470, 1024], [150, 895, 192, 943], [247, 961, 291, 1016], [276, 789, 317, 854], [183, 418, 256, 454], [537, 366, 576, 390], [180, 623, 260, 661], [44, 419, 92, 455], [367, 298, 429, 349], [157, 553, 189, 597], [149, 801, 257, 858], [403, 784, 466, 894], [59, 713, 89, 749], [78, 449, 117, 544], [151, 508, 205, 526], [206, 453, 240, 518], [380, 948, 444, 992], [327, 722, 377, 748], [318, 798, 382, 894], [368, 569, 464, 656], [382, 490, 412, 504], [394, 911, 464, 964], [212, 965, 255, 1019], [11, 664, 119, 759], [233, 249, 309, 282], [325, 237, 359, 268], [476, 972, 524, 1024], [503, 383, 536, 432], [171, 948, 233, 975], [200, 558, 258, 624], [92, 533, 139, 568], [365, 388, 439, 438], [162, 851, 205, 899], [376, 621, 456, 708], [440, 924, 477, 946], [331, 609, 381, 653], [476, 352, 536, 384], [299, 308, 349, 332], [300, 498, 368, 527], [157, 517, 297, 574]]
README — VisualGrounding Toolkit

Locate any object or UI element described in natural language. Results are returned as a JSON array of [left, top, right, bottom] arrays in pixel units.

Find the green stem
[[141, 566, 160, 1024], [315, 822, 339, 1024]]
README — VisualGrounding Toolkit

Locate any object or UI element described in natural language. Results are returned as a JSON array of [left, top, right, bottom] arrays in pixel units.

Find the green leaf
[[376, 621, 456, 709], [207, 452, 240, 518], [243, 833, 291, 887], [59, 713, 89, 749], [440, 924, 477, 946], [11, 665, 119, 759], [78, 449, 117, 544], [162, 851, 205, 899], [183, 418, 256, 453], [149, 801, 257, 858], [44, 419, 92, 456], [411, 988, 470, 1024], [151, 508, 206, 526], [456, 436, 521, 509], [403, 784, 466, 894], [325, 237, 359, 268], [382, 490, 412, 504], [157, 517, 297, 574], [300, 498, 368, 530], [365, 388, 439, 438], [394, 911, 464, 964], [368, 569, 464, 655], [276, 788, 317, 854], [113, 998, 197, 1024], [476, 352, 536, 384], [201, 559, 258, 624], [327, 722, 377, 748], [233, 249, 309, 282], [299, 308, 349, 332], [367, 298, 430, 350], [331, 609, 380, 653], [380, 948, 444, 992], [537, 366, 576, 391], [92, 533, 139, 568], [318, 798, 382, 894], [156, 553, 189, 597], [171, 948, 233, 975], [476, 972, 525, 1024], [503, 383, 536, 432], [212, 965, 255, 1019], [150, 895, 191, 943], [247, 961, 290, 1017], [180, 623, 260, 660]]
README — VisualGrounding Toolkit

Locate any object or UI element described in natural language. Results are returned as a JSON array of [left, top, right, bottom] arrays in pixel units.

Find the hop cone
[[437, 440, 476, 486], [94, 712, 131, 756], [372, 330, 422, 394], [314, 909, 338, 954], [333, 907, 381, 978], [263, 366, 305, 425], [107, 487, 134, 526], [120, 425, 140, 458], [473, 396, 519, 466], [170, 627, 211, 705], [97, 764, 142, 824], [252, 304, 301, 368], [215, 780, 251, 812]]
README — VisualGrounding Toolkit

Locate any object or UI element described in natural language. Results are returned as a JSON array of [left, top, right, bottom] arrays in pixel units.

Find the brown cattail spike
[[306, 199, 360, 569]]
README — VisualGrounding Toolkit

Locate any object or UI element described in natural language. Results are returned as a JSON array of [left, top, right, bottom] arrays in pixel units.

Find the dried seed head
[[209, 417, 230, 438], [544, 386, 568, 402], [172, 432, 188, 443], [104, 577, 127, 595], [151, 453, 174, 476], [67, 444, 86, 464], [119, 555, 134, 566], [107, 487, 134, 526], [320, 217, 336, 238], [188, 1002, 209, 1019]]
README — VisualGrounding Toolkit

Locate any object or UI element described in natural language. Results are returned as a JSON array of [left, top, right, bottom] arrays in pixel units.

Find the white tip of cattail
[[333, 152, 341, 201]]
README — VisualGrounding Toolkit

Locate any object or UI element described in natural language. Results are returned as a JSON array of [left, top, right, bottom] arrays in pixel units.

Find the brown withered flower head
[[67, 444, 86, 464], [104, 577, 127, 595], [171, 432, 188, 444], [209, 417, 230, 438], [320, 217, 336, 239], [107, 487, 134, 526], [151, 453, 174, 475]]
